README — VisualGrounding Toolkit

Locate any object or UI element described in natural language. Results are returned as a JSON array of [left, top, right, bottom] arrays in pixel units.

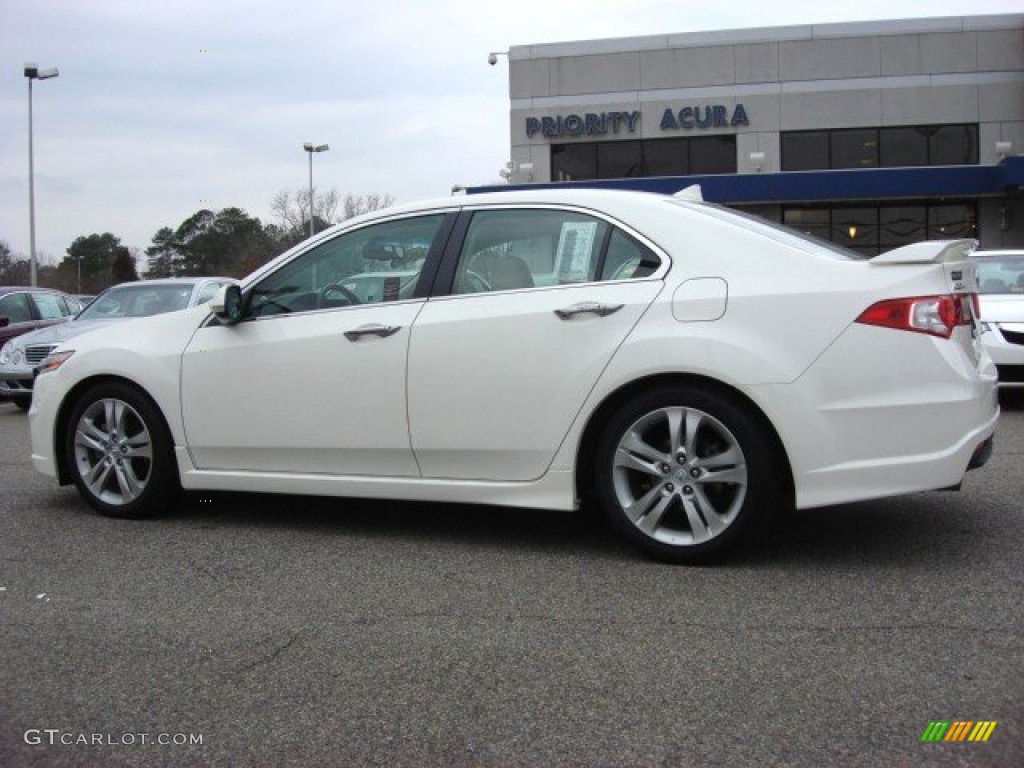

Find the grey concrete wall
[[508, 14, 1024, 182]]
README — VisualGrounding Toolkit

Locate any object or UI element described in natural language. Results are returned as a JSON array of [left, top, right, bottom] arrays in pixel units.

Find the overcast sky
[[1, 0, 1020, 265]]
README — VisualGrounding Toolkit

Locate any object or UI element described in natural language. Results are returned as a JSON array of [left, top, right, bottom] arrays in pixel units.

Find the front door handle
[[343, 324, 401, 341], [554, 302, 625, 320]]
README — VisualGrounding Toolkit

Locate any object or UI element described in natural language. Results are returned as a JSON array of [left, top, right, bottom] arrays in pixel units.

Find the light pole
[[303, 142, 329, 238], [25, 62, 59, 287]]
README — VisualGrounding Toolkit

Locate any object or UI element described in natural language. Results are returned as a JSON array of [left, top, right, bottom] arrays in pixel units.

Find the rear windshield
[[669, 200, 868, 261], [975, 256, 1024, 295]]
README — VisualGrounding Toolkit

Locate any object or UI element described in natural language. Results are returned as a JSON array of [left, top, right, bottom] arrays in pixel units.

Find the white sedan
[[28, 188, 998, 563], [973, 250, 1024, 388]]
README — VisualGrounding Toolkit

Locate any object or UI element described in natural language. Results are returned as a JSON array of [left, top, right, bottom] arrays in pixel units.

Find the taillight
[[856, 294, 973, 339]]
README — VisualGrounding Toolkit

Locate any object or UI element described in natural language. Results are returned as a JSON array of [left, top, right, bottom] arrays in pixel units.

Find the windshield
[[673, 200, 869, 261], [975, 256, 1024, 295], [77, 284, 195, 320]]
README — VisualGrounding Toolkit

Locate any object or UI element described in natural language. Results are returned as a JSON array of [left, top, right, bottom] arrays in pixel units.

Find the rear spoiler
[[870, 239, 978, 265]]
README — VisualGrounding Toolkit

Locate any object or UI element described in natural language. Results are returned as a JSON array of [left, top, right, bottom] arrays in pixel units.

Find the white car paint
[[973, 250, 1024, 389], [27, 188, 999, 561]]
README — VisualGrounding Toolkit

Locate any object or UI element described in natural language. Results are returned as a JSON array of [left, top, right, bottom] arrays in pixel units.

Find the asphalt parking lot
[[1, 395, 1021, 767]]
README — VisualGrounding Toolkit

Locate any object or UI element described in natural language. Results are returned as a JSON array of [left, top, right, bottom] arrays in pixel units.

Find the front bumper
[[0, 363, 34, 399], [981, 324, 1024, 388]]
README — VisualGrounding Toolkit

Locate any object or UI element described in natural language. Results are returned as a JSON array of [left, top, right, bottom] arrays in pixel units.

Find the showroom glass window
[[782, 124, 978, 170], [452, 209, 660, 294], [783, 202, 977, 257], [247, 215, 446, 318], [552, 136, 736, 180]]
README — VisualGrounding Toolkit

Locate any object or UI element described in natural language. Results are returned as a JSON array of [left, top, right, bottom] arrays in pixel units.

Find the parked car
[[28, 189, 998, 563], [0, 287, 80, 408], [1, 277, 234, 411], [972, 250, 1024, 389], [0, 286, 79, 347]]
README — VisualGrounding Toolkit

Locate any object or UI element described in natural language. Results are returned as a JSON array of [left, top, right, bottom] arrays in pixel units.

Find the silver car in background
[[973, 250, 1024, 389], [0, 277, 234, 410]]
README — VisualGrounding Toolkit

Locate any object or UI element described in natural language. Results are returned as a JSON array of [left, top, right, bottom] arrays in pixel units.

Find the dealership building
[[487, 14, 1024, 254]]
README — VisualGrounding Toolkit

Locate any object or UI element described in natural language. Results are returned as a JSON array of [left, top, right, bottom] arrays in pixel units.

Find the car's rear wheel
[[594, 385, 783, 563], [65, 382, 179, 518]]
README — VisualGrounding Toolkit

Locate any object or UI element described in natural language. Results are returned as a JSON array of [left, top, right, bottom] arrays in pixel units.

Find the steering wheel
[[319, 283, 361, 308], [460, 270, 491, 294]]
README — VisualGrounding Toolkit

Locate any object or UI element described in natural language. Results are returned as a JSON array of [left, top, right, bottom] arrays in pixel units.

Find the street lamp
[[25, 62, 59, 287], [303, 142, 329, 238]]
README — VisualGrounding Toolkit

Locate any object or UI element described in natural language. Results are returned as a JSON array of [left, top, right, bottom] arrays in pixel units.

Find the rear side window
[[600, 229, 661, 281], [32, 293, 68, 319], [451, 209, 662, 295]]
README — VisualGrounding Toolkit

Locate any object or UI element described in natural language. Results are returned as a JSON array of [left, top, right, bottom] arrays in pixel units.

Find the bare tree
[[270, 188, 394, 237], [342, 192, 396, 220], [270, 187, 341, 233]]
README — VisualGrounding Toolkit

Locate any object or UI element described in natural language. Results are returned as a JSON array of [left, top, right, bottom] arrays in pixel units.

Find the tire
[[13, 396, 31, 412], [64, 382, 180, 519], [593, 384, 784, 564]]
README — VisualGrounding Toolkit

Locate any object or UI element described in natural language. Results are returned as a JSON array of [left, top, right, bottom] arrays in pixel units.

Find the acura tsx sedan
[[28, 188, 998, 563]]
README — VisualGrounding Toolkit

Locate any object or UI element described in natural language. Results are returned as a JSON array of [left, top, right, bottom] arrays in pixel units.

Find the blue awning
[[469, 156, 1024, 204]]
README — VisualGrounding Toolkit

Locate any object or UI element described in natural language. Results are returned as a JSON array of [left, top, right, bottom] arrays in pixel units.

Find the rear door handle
[[343, 324, 401, 341], [554, 302, 624, 320]]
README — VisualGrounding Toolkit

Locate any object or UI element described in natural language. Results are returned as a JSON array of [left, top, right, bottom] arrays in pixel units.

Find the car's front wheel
[[65, 382, 179, 518], [594, 385, 784, 563]]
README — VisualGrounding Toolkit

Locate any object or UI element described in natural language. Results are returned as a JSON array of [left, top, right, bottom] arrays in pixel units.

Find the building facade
[[493, 14, 1024, 254]]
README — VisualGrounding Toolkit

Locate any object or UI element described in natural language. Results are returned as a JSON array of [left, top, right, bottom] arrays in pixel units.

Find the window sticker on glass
[[556, 222, 598, 283]]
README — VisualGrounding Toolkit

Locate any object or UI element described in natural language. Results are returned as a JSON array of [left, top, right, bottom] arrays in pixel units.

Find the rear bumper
[[755, 324, 1000, 510], [967, 434, 995, 470]]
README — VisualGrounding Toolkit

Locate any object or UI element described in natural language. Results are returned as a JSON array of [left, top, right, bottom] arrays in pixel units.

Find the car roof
[[328, 188, 680, 229], [0, 286, 67, 295]]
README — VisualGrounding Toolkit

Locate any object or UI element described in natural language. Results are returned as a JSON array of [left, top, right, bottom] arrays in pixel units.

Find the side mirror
[[210, 284, 243, 326]]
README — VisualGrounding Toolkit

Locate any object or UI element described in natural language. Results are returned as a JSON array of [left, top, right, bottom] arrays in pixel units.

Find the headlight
[[1, 343, 25, 365], [37, 350, 74, 375]]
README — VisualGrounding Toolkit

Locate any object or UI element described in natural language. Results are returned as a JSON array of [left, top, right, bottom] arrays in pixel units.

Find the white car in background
[[1, 277, 234, 410], [973, 250, 1024, 389], [28, 189, 998, 563]]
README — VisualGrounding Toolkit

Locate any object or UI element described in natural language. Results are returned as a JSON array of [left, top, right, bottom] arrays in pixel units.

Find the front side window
[[0, 293, 33, 324], [247, 214, 446, 318], [452, 209, 661, 295]]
